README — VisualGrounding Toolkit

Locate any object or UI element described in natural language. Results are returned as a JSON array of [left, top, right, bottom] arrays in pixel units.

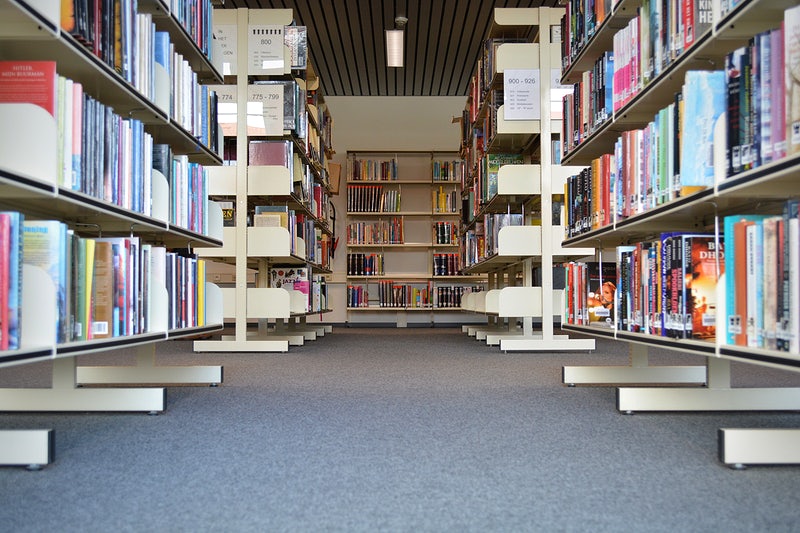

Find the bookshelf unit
[[345, 151, 486, 326], [559, 0, 800, 467], [459, 7, 595, 350], [194, 8, 334, 351], [0, 0, 224, 467]]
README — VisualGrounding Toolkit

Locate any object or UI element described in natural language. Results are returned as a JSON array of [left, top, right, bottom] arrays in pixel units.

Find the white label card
[[504, 69, 540, 120], [247, 85, 283, 136], [248, 25, 285, 75]]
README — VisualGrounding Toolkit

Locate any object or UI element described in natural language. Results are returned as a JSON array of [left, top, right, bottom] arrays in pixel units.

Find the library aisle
[[1, 328, 800, 531]]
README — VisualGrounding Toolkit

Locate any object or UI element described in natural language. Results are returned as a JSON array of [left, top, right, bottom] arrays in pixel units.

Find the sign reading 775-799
[[504, 69, 540, 121]]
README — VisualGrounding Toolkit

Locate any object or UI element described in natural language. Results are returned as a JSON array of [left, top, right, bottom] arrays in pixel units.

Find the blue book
[[680, 70, 726, 197]]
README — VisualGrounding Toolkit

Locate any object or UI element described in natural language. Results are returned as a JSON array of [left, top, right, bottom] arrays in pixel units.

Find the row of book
[[346, 185, 401, 213], [433, 222, 458, 246], [252, 206, 331, 268], [565, 69, 722, 237], [564, 232, 723, 341], [433, 253, 461, 277], [467, 37, 526, 126], [348, 158, 398, 181], [164, 150, 209, 235], [723, 202, 800, 352], [62, 0, 213, 93], [346, 283, 483, 309], [346, 253, 384, 277], [0, 212, 208, 350], [216, 79, 330, 174], [561, 50, 614, 154], [432, 160, 465, 182], [269, 267, 327, 313], [470, 154, 525, 218], [560, 0, 614, 71], [432, 186, 459, 214], [221, 139, 329, 223], [346, 218, 404, 245]]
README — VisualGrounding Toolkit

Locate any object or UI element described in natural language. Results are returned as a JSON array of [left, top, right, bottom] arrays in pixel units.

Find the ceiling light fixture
[[386, 16, 408, 68]]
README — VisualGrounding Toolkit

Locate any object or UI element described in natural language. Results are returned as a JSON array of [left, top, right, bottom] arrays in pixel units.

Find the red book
[[0, 214, 9, 350], [0, 61, 57, 117]]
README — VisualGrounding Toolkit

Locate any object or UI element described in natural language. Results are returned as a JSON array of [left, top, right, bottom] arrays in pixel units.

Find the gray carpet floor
[[1, 326, 800, 532]]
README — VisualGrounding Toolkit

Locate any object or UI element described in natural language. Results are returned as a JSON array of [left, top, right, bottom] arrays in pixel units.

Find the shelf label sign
[[213, 24, 238, 76], [504, 69, 540, 120], [248, 25, 285, 75], [247, 85, 283, 136]]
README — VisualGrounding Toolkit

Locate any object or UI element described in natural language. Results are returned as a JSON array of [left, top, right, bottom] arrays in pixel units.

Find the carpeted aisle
[[1, 327, 799, 531]]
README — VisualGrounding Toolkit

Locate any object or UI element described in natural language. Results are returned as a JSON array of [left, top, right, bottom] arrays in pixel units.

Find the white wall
[[310, 96, 467, 325]]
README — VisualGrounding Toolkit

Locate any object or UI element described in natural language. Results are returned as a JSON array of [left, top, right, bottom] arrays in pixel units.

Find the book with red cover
[[0, 61, 57, 117]]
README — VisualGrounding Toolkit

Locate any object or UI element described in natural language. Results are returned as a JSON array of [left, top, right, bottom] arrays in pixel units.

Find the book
[[682, 234, 724, 340], [270, 267, 310, 312], [0, 211, 22, 350], [0, 61, 58, 117], [586, 261, 618, 328], [680, 70, 725, 196], [23, 220, 68, 343], [786, 5, 800, 156], [248, 139, 292, 167], [484, 153, 524, 201], [284, 25, 308, 70], [0, 214, 9, 350], [254, 205, 289, 229]]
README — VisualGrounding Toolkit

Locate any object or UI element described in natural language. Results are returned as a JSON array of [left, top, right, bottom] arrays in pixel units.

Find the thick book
[[0, 61, 58, 117], [680, 70, 725, 196], [681, 234, 723, 340], [0, 211, 22, 350], [786, 5, 800, 156], [23, 220, 68, 343], [0, 214, 9, 350], [248, 139, 292, 167]]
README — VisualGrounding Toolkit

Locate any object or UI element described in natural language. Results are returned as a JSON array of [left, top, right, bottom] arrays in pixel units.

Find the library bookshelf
[[559, 0, 800, 466], [459, 6, 595, 351], [0, 0, 224, 467], [194, 8, 334, 351], [344, 151, 486, 327]]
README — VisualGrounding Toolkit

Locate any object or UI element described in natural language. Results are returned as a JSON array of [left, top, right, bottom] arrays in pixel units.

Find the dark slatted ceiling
[[221, 0, 560, 96]]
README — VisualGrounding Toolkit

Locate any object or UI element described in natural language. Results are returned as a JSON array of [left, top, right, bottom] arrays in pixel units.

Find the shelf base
[[0, 357, 165, 412], [76, 344, 223, 386], [487, 332, 570, 346], [192, 338, 289, 352], [563, 365, 707, 386], [562, 343, 706, 386], [0, 430, 54, 468], [500, 337, 596, 351], [617, 386, 800, 413], [718, 429, 800, 467]]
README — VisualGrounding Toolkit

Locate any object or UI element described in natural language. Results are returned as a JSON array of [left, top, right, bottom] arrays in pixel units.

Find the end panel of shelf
[[197, 226, 236, 258], [247, 226, 305, 262], [207, 165, 237, 196], [496, 43, 540, 74], [498, 164, 541, 196], [247, 287, 291, 319], [0, 103, 57, 189], [248, 165, 292, 196], [498, 225, 541, 256]]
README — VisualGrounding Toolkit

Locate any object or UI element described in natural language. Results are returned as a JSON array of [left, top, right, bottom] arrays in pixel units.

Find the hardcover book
[[680, 70, 725, 196], [786, 5, 800, 156], [0, 211, 23, 350], [0, 61, 58, 116], [23, 220, 68, 343]]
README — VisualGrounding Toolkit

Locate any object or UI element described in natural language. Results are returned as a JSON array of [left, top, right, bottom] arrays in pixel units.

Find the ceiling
[[219, 0, 562, 96]]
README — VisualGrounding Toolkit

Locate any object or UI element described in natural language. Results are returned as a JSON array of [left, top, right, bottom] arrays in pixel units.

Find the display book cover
[[270, 266, 310, 312]]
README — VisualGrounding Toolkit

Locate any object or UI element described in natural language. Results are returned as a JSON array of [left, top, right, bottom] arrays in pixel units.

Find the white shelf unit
[[559, 0, 800, 467], [194, 8, 334, 352], [0, 0, 223, 468], [460, 7, 595, 352], [344, 151, 486, 327]]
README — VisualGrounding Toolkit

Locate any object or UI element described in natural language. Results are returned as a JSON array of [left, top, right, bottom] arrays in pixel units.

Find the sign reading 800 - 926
[[504, 69, 540, 121]]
